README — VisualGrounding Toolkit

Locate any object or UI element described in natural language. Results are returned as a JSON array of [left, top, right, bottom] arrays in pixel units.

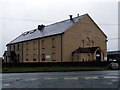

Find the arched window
[[82, 59, 84, 62], [13, 45, 15, 51], [33, 54, 37, 61], [41, 40, 45, 61], [88, 54, 90, 61], [86, 37, 90, 47], [33, 54, 36, 58], [52, 53, 56, 61], [82, 40, 85, 47], [91, 40, 94, 47], [33, 41, 36, 50], [42, 54, 45, 61], [52, 38, 56, 61], [17, 44, 19, 51], [17, 54, 20, 61], [26, 42, 28, 50], [42, 40, 45, 49], [52, 38, 55, 48]]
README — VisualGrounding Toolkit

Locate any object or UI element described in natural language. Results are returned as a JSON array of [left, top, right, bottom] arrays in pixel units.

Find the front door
[[96, 50, 101, 62]]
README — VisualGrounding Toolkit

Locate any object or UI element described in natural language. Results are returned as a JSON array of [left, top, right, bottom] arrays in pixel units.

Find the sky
[[0, 0, 119, 57]]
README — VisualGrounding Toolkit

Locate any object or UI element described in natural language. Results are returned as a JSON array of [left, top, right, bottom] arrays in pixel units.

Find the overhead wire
[[0, 17, 54, 22], [0, 16, 120, 41], [0, 16, 119, 25]]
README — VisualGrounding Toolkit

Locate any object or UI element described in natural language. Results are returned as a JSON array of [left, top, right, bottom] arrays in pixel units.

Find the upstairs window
[[52, 38, 56, 54], [7, 45, 11, 51], [33, 41, 37, 50], [17, 54, 20, 61], [17, 44, 19, 51], [13, 45, 15, 51], [42, 40, 45, 49], [33, 54, 37, 58], [52, 38, 56, 48], [26, 42, 28, 50], [86, 37, 90, 47]]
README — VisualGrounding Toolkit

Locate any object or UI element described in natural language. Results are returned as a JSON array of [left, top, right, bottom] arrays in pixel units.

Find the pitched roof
[[72, 47, 99, 53], [3, 51, 16, 57], [7, 14, 85, 45], [107, 51, 120, 55], [7, 14, 107, 45]]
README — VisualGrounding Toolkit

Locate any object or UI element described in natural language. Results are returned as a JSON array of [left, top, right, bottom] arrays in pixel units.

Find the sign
[[46, 55, 51, 59]]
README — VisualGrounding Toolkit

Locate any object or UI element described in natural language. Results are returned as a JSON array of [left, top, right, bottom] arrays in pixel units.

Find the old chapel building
[[3, 14, 107, 63]]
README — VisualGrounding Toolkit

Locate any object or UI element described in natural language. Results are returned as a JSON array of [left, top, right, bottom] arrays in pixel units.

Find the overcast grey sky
[[0, 0, 119, 57]]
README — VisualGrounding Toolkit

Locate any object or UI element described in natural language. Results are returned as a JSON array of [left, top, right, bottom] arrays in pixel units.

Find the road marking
[[106, 82, 112, 85], [4, 84, 10, 86], [24, 78, 39, 81], [112, 79, 118, 82], [84, 77, 99, 79], [104, 76, 118, 79], [64, 77, 78, 80], [30, 78, 39, 81], [44, 77, 58, 80]]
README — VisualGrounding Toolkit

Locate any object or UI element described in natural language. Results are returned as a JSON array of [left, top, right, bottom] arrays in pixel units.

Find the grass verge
[[2, 66, 107, 73]]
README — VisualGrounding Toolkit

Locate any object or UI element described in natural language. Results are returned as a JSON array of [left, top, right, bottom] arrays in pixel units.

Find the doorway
[[96, 50, 101, 62]]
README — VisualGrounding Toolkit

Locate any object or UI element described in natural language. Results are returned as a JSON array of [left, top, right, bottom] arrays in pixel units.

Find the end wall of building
[[62, 15, 107, 62]]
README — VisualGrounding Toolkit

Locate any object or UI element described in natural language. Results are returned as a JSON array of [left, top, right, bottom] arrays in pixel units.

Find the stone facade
[[4, 14, 107, 63]]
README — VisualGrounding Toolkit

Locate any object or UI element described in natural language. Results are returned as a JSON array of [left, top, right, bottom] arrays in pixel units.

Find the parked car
[[107, 62, 119, 70]]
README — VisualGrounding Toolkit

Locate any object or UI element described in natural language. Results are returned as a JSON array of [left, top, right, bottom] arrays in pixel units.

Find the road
[[2, 70, 120, 88]]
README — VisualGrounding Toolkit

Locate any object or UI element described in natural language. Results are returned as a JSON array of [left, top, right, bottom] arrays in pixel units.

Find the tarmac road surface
[[2, 70, 120, 88]]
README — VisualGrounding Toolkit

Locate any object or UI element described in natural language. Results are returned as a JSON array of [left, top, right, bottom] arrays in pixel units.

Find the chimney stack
[[69, 15, 73, 20], [38, 24, 45, 31]]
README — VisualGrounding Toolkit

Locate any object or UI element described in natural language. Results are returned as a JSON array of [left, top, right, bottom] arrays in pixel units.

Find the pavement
[[2, 70, 120, 88]]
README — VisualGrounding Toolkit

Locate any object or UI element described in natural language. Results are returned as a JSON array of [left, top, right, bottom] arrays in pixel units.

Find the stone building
[[107, 51, 120, 62], [3, 14, 107, 63]]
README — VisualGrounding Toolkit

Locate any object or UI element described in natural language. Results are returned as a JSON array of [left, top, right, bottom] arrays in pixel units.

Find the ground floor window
[[17, 54, 20, 61], [52, 53, 56, 61], [33, 59, 36, 61], [42, 54, 45, 61], [87, 54, 90, 61]]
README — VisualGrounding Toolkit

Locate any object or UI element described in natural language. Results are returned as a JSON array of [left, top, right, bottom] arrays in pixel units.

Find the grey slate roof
[[72, 47, 99, 54], [7, 14, 85, 45]]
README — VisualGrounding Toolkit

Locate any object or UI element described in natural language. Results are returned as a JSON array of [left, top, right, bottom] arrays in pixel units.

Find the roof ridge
[[22, 16, 78, 33], [45, 16, 80, 28], [22, 14, 86, 33]]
